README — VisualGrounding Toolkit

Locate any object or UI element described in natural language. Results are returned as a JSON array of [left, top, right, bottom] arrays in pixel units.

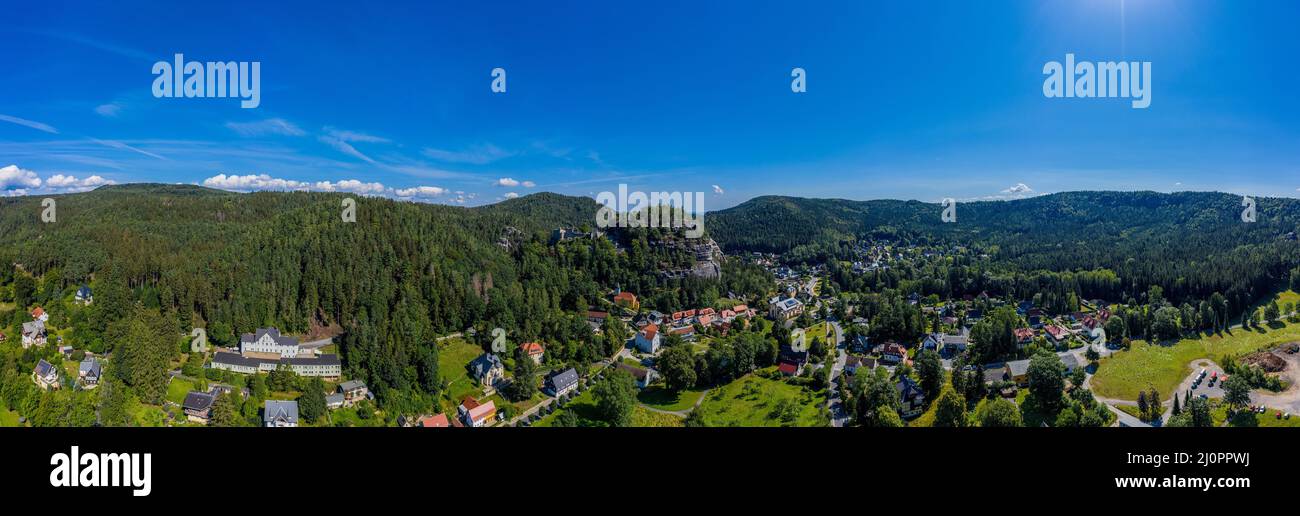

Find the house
[[778, 345, 809, 367], [519, 342, 545, 364], [613, 291, 640, 311], [1005, 359, 1032, 386], [240, 327, 301, 358], [264, 400, 299, 427], [326, 393, 345, 410], [31, 306, 49, 322], [877, 342, 908, 364], [418, 413, 450, 427], [586, 310, 610, 323], [897, 376, 925, 418], [458, 397, 497, 427], [777, 360, 803, 376], [32, 359, 59, 390], [1061, 353, 1081, 373], [337, 380, 370, 406], [983, 365, 1009, 385], [21, 320, 46, 348], [851, 335, 872, 354], [75, 285, 93, 305], [182, 391, 215, 423], [615, 363, 655, 388], [544, 368, 579, 397], [634, 324, 661, 354], [469, 353, 505, 389], [921, 331, 969, 354], [844, 355, 877, 375], [768, 296, 805, 321], [670, 325, 696, 341], [1043, 325, 1068, 346], [210, 351, 342, 378], [1014, 327, 1035, 348], [78, 358, 102, 388]]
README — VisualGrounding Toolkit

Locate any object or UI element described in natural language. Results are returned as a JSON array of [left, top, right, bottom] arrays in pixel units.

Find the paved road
[[825, 320, 848, 427], [300, 337, 334, 349]]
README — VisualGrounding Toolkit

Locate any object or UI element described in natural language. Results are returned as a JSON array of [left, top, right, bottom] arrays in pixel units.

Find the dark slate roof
[[470, 353, 503, 377], [77, 285, 92, 297], [182, 391, 215, 412], [34, 359, 56, 377], [283, 354, 340, 366], [79, 358, 101, 377], [896, 376, 923, 401], [338, 379, 367, 391], [240, 327, 299, 347], [325, 393, 345, 405], [547, 368, 579, 392], [264, 400, 299, 424], [212, 351, 264, 368]]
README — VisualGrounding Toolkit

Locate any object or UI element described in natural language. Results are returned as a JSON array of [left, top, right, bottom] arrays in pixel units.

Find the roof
[[547, 368, 579, 392], [616, 363, 649, 380], [466, 399, 496, 423], [419, 413, 450, 427], [1044, 325, 1066, 339], [519, 342, 545, 355], [1006, 359, 1032, 376], [183, 391, 215, 412], [640, 324, 659, 339], [77, 285, 92, 296], [240, 327, 299, 348], [983, 366, 1008, 383], [777, 361, 800, 374], [613, 291, 637, 303], [339, 379, 367, 392], [1014, 328, 1035, 340], [325, 393, 344, 405], [1061, 353, 1081, 370], [896, 376, 923, 401], [31, 307, 44, 318], [264, 400, 299, 424], [79, 358, 101, 376], [22, 320, 45, 334], [470, 353, 503, 377], [34, 359, 56, 377]]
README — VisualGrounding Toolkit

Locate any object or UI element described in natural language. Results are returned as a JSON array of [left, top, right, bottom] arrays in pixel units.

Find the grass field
[[693, 374, 827, 427], [166, 377, 195, 405], [631, 406, 685, 427], [533, 389, 597, 427], [439, 338, 486, 410], [0, 406, 23, 427], [637, 386, 706, 412], [1091, 317, 1300, 401]]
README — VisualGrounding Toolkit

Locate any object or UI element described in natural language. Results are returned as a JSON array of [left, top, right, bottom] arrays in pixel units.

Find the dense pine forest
[[0, 184, 767, 420]]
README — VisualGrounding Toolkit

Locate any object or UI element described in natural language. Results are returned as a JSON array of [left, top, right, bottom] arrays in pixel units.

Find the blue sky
[[2, 0, 1297, 208]]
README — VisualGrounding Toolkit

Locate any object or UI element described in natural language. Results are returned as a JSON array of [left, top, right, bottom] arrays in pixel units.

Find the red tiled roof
[[1014, 328, 1034, 341], [641, 324, 658, 338], [419, 413, 450, 427], [778, 361, 799, 374], [519, 342, 545, 355]]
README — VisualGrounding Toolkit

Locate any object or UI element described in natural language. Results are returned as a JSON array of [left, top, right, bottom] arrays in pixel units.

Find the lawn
[[0, 406, 23, 427], [632, 406, 685, 427], [693, 374, 828, 427], [1091, 318, 1300, 401], [637, 386, 706, 412], [533, 389, 599, 427], [166, 377, 195, 405], [438, 338, 486, 410]]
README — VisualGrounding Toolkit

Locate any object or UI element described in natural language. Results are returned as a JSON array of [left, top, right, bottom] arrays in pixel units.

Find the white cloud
[[0, 114, 58, 134], [318, 135, 375, 163], [422, 143, 512, 165], [226, 118, 305, 137], [323, 127, 388, 143], [522, 181, 536, 188], [44, 173, 115, 192], [315, 179, 387, 195], [495, 177, 521, 187], [504, 192, 519, 199], [203, 173, 313, 191], [0, 165, 42, 190], [394, 186, 448, 198], [1001, 183, 1033, 194], [712, 184, 724, 195], [94, 103, 123, 117]]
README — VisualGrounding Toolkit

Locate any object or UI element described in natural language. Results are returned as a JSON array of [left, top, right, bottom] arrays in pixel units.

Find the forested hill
[[706, 191, 1300, 255], [707, 190, 1300, 309]]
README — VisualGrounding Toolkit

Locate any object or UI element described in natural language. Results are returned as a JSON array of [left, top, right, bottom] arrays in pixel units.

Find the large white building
[[241, 328, 301, 357]]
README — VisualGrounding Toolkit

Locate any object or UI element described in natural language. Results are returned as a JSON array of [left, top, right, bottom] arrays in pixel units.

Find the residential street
[[826, 320, 848, 427]]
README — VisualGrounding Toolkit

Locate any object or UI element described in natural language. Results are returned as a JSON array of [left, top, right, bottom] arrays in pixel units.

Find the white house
[[75, 285, 93, 305], [21, 320, 46, 348], [634, 324, 661, 354], [240, 328, 301, 358]]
